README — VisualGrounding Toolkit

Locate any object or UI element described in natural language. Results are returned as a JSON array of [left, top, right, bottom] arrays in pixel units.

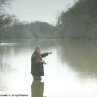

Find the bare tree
[[0, 0, 11, 7], [0, 0, 12, 28]]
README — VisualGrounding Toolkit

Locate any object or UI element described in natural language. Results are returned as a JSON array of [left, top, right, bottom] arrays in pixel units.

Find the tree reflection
[[59, 40, 97, 79]]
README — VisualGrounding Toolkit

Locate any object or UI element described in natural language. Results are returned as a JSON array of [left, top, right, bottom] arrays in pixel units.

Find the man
[[31, 47, 52, 80]]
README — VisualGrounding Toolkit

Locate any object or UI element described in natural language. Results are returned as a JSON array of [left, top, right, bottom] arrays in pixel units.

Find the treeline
[[57, 0, 97, 39], [1, 20, 59, 39]]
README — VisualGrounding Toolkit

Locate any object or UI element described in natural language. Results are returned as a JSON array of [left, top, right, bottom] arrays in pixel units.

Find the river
[[0, 39, 97, 97]]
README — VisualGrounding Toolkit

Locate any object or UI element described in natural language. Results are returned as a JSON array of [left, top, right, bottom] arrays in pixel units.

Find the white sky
[[7, 0, 77, 24]]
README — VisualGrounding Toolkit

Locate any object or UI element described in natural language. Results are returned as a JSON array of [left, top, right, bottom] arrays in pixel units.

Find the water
[[0, 39, 97, 97]]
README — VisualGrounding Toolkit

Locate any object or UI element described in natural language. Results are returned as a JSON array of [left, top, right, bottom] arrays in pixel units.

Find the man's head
[[34, 47, 41, 54]]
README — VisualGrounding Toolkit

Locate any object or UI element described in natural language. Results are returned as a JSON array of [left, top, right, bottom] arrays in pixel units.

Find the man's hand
[[40, 60, 46, 64], [48, 52, 52, 54]]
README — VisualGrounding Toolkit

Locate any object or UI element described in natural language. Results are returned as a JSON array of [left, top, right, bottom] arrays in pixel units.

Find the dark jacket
[[31, 52, 48, 76]]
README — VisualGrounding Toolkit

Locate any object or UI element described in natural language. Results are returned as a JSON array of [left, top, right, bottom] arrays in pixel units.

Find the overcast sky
[[7, 0, 77, 24]]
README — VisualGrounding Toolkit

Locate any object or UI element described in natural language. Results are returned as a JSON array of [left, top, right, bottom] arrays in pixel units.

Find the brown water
[[0, 39, 97, 97]]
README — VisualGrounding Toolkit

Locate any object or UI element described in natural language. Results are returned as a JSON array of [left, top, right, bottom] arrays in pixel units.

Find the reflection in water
[[31, 80, 44, 97], [59, 40, 97, 79]]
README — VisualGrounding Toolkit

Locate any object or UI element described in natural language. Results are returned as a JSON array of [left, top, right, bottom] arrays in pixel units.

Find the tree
[[0, 0, 12, 28], [57, 0, 97, 39]]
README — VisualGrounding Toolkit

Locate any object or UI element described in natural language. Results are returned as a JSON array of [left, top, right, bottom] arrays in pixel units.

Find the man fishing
[[31, 47, 52, 80]]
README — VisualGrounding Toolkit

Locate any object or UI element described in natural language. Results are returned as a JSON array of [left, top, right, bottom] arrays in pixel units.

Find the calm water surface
[[0, 39, 97, 97]]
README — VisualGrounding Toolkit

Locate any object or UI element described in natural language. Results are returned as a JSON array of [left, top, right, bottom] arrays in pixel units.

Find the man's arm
[[41, 52, 52, 58]]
